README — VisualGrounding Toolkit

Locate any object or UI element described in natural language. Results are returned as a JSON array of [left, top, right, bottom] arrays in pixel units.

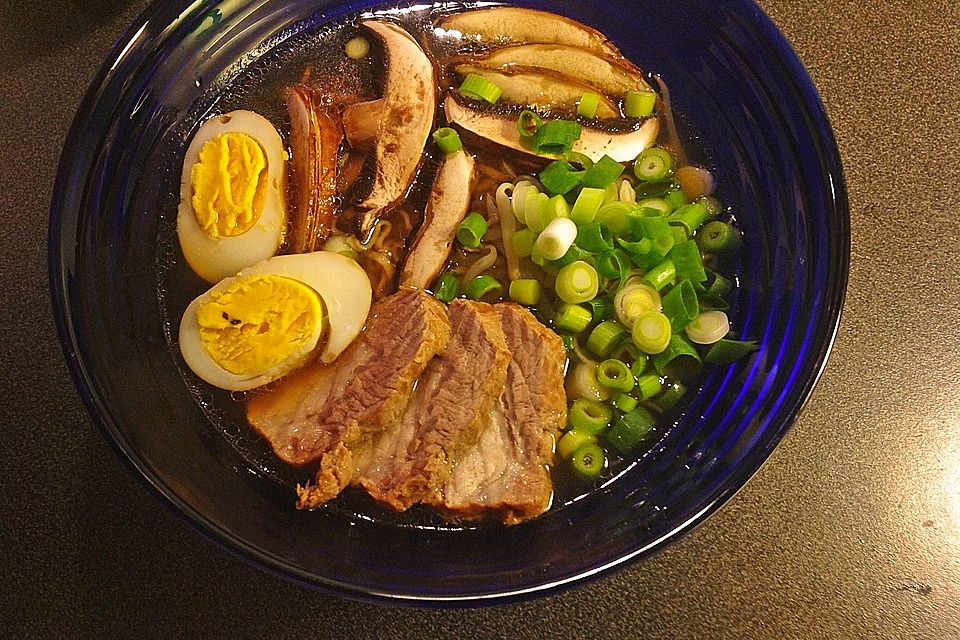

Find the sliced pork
[[429, 304, 567, 524], [245, 288, 451, 508], [354, 300, 511, 511]]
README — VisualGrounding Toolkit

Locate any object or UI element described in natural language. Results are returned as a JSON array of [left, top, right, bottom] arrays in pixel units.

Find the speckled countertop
[[1, 0, 958, 637]]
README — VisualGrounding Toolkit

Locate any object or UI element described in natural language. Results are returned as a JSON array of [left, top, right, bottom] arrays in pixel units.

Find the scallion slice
[[539, 160, 584, 196], [575, 222, 613, 253], [555, 260, 599, 304], [508, 279, 542, 306], [697, 220, 743, 256], [660, 279, 700, 331], [570, 443, 606, 481], [533, 119, 582, 155], [459, 73, 502, 104], [596, 249, 630, 283], [664, 188, 687, 210], [652, 381, 687, 413], [432, 127, 462, 155], [570, 187, 606, 224], [632, 311, 672, 354], [631, 353, 650, 376], [512, 228, 535, 258], [456, 212, 488, 249], [557, 430, 597, 459], [433, 272, 459, 303], [634, 147, 674, 182], [606, 407, 655, 454], [613, 393, 639, 413], [569, 398, 614, 434], [517, 109, 543, 138], [577, 91, 602, 118], [536, 217, 578, 261], [614, 281, 661, 327], [465, 274, 502, 301], [555, 303, 592, 334], [636, 197, 673, 215], [703, 339, 759, 364], [586, 320, 628, 358], [625, 90, 657, 118], [597, 359, 634, 393], [581, 155, 625, 189], [587, 297, 615, 323], [567, 362, 611, 402], [667, 240, 707, 283], [668, 202, 711, 235], [594, 201, 636, 235], [650, 334, 702, 380], [635, 374, 663, 400], [642, 260, 676, 291], [685, 310, 730, 344]]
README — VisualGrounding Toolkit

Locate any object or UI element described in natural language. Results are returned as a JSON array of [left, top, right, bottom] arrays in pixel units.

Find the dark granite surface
[[2, 0, 959, 637]]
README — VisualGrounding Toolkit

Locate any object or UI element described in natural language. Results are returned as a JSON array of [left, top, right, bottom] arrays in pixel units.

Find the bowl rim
[[49, 0, 850, 606]]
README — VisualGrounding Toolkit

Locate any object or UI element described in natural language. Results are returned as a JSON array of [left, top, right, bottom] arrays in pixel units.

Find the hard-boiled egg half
[[179, 252, 372, 391], [178, 110, 288, 283]]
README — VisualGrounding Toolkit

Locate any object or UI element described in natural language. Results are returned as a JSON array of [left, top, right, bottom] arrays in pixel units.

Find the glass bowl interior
[[49, 0, 848, 605]]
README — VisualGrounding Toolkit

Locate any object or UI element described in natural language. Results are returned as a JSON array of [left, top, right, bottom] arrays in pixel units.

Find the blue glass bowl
[[49, 0, 848, 605]]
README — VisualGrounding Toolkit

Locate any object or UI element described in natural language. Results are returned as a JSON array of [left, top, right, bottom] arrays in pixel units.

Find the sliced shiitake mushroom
[[436, 7, 621, 57], [285, 86, 342, 253], [444, 95, 660, 163], [353, 20, 436, 235], [400, 149, 476, 289], [453, 63, 619, 118], [460, 43, 651, 95]]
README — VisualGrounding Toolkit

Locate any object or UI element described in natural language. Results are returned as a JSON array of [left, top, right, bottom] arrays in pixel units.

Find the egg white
[[179, 252, 373, 391], [177, 110, 288, 283]]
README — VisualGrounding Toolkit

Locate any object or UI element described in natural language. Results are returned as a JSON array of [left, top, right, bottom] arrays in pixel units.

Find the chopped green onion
[[557, 430, 597, 459], [533, 119, 582, 155], [508, 279, 542, 306], [512, 227, 535, 258], [652, 381, 687, 412], [665, 189, 687, 210], [685, 310, 730, 344], [705, 270, 733, 297], [523, 191, 550, 233], [670, 226, 688, 247], [631, 354, 650, 376], [634, 147, 673, 182], [562, 334, 576, 351], [570, 443, 606, 481], [517, 109, 543, 138], [660, 279, 699, 332], [651, 334, 702, 380], [676, 165, 716, 200], [433, 272, 459, 303], [635, 374, 663, 400], [698, 195, 724, 215], [569, 398, 614, 434], [459, 73, 502, 104], [432, 127, 462, 155], [555, 260, 599, 304], [565, 151, 594, 169], [555, 303, 592, 333], [566, 362, 612, 402], [614, 281, 661, 327], [703, 339, 759, 364], [606, 407, 655, 454], [582, 155, 625, 189], [697, 220, 743, 256], [642, 260, 676, 291], [536, 217, 578, 260], [587, 297, 615, 323], [465, 275, 502, 301], [637, 215, 675, 255], [668, 202, 711, 235], [613, 393, 639, 413], [570, 187, 606, 224], [345, 36, 371, 60], [667, 240, 707, 283], [552, 244, 590, 268], [456, 212, 488, 249], [577, 91, 602, 118], [530, 243, 548, 267], [539, 160, 583, 196], [632, 311, 671, 354], [595, 201, 636, 235], [596, 249, 630, 282], [575, 222, 613, 253], [597, 359, 634, 393], [529, 194, 570, 234], [625, 90, 657, 118], [586, 320, 628, 357], [636, 197, 673, 215]]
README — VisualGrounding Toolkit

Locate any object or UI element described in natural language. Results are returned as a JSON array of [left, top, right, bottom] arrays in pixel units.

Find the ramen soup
[[169, 4, 756, 525]]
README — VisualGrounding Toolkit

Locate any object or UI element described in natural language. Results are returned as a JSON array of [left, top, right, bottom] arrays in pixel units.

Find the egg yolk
[[190, 132, 268, 238], [196, 275, 324, 376]]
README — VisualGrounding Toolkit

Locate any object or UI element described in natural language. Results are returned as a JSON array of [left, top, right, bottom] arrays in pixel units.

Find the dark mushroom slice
[[444, 95, 660, 163], [453, 63, 620, 118], [400, 148, 476, 289], [285, 86, 342, 252], [436, 7, 622, 57], [458, 43, 652, 96], [353, 20, 436, 235]]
